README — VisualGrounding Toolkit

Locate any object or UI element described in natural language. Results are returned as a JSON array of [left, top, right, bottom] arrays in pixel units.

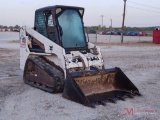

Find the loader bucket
[[62, 67, 140, 107]]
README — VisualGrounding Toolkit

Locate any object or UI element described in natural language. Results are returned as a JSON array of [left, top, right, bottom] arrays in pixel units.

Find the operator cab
[[34, 5, 88, 53]]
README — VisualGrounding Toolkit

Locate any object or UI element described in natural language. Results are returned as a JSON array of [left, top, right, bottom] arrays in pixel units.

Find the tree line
[[86, 25, 157, 32], [0, 25, 21, 29]]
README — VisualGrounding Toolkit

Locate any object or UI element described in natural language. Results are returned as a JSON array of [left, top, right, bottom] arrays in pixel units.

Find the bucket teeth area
[[107, 98, 117, 103], [133, 91, 142, 96], [87, 90, 139, 107], [125, 94, 134, 98], [116, 96, 126, 101], [63, 67, 140, 108], [98, 100, 107, 105]]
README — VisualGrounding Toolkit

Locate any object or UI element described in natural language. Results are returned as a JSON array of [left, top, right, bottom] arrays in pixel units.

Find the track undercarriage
[[23, 56, 141, 108], [23, 56, 64, 93]]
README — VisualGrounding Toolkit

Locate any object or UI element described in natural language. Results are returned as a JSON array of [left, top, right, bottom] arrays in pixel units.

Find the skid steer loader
[[20, 5, 140, 107]]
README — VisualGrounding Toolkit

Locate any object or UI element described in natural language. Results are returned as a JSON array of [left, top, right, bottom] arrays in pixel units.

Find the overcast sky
[[1, 0, 160, 27]]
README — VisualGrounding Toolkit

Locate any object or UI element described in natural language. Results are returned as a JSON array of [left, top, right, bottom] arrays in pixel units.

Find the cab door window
[[35, 11, 47, 37]]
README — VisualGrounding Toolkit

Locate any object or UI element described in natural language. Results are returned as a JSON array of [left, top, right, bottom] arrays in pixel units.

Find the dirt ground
[[0, 41, 160, 120]]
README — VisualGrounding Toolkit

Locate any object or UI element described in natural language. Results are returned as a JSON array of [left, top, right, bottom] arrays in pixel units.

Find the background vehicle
[[106, 31, 113, 35], [88, 30, 96, 34], [138, 32, 148, 36], [20, 5, 140, 108], [99, 31, 107, 35], [130, 31, 138, 36], [124, 31, 130, 36], [112, 31, 121, 35], [124, 31, 138, 36]]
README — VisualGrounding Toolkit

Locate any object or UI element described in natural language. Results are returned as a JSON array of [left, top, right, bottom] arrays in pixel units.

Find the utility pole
[[121, 0, 127, 43], [100, 15, 104, 28], [109, 19, 112, 43], [110, 19, 112, 31]]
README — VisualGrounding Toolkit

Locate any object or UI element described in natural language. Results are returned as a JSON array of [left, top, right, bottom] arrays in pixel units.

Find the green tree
[[15, 25, 20, 28]]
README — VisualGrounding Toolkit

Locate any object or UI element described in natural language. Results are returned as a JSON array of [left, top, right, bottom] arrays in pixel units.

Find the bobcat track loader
[[20, 5, 140, 107]]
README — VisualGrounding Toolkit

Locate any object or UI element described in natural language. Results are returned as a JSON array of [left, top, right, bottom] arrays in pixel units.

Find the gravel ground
[[0, 33, 160, 120]]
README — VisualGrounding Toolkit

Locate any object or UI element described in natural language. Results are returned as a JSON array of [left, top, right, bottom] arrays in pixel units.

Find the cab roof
[[35, 5, 84, 12]]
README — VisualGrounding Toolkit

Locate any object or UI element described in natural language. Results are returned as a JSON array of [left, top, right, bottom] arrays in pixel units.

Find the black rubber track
[[23, 56, 64, 93]]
